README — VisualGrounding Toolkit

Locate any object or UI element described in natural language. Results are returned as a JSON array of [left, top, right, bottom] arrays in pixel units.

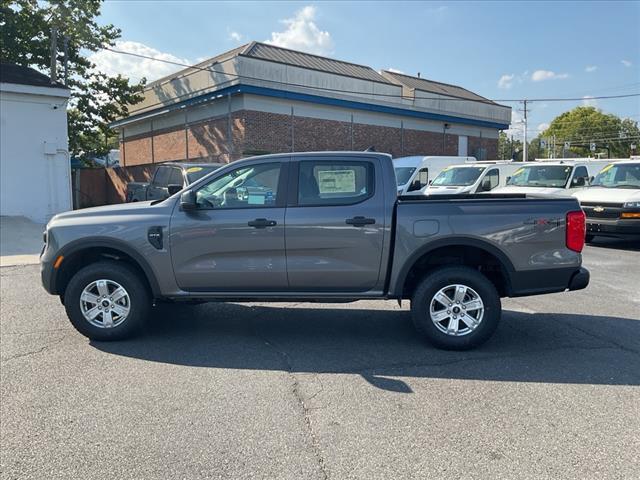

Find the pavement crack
[[248, 315, 329, 480], [1, 336, 65, 363]]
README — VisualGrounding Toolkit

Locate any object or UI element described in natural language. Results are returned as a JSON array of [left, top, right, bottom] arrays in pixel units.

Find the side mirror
[[408, 179, 422, 192], [506, 176, 512, 183], [168, 184, 183, 196], [180, 190, 198, 211], [589, 176, 594, 183], [572, 177, 586, 187], [481, 179, 492, 192]]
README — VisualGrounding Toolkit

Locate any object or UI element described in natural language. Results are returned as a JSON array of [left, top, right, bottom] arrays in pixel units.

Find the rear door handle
[[248, 218, 277, 228], [345, 216, 376, 227]]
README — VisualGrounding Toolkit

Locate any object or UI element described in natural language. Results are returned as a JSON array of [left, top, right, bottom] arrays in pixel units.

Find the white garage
[[1, 63, 72, 223]]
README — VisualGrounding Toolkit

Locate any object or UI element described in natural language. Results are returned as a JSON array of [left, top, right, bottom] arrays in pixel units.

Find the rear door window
[[152, 167, 170, 187], [168, 168, 183, 186], [298, 161, 374, 206]]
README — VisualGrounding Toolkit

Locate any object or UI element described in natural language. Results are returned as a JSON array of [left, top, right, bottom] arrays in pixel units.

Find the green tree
[[1, 0, 145, 159], [539, 106, 640, 158], [498, 131, 524, 160]]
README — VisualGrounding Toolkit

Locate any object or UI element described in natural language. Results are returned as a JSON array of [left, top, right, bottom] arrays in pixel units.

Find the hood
[[48, 200, 173, 227], [425, 185, 473, 195], [492, 186, 569, 196], [573, 187, 640, 204]]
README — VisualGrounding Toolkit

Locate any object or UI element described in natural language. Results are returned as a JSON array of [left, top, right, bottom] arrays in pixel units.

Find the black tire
[[64, 261, 150, 341], [411, 266, 501, 350], [585, 234, 595, 243]]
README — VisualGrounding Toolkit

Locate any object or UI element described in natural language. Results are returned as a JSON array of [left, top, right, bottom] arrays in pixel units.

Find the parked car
[[41, 151, 589, 350], [493, 160, 611, 196], [394, 156, 476, 195], [127, 162, 223, 202], [425, 161, 521, 195], [573, 160, 640, 241]]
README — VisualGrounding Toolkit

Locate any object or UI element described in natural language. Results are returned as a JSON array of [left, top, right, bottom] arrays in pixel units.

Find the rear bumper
[[586, 218, 640, 237], [568, 267, 590, 291], [509, 266, 590, 297]]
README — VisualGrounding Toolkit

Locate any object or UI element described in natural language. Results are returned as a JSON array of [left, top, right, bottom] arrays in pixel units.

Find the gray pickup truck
[[41, 152, 589, 350], [127, 162, 223, 202]]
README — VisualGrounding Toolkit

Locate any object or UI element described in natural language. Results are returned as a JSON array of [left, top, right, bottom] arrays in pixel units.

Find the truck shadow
[[91, 303, 640, 392]]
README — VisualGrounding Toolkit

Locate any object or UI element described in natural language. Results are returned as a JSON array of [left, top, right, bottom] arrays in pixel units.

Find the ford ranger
[[41, 152, 589, 350]]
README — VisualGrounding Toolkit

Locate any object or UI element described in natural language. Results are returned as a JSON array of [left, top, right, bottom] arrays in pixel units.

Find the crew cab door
[[285, 156, 385, 292], [169, 161, 289, 291]]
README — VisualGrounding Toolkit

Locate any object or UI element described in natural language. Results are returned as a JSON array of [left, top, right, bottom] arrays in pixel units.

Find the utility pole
[[50, 26, 58, 84], [63, 36, 69, 86], [522, 99, 528, 162]]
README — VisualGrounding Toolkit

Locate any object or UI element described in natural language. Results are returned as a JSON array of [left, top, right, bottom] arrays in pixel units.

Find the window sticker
[[186, 167, 203, 173], [599, 164, 614, 174], [318, 170, 356, 194], [513, 167, 525, 175], [248, 193, 266, 205]]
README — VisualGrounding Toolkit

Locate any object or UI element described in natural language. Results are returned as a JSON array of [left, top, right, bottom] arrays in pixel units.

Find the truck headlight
[[623, 201, 640, 208]]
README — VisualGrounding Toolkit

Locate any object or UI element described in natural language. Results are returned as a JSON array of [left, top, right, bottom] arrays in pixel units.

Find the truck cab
[[394, 156, 476, 196]]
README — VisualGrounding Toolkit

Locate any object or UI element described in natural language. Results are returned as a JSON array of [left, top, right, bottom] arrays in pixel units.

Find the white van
[[394, 156, 476, 195], [573, 160, 640, 241], [492, 160, 611, 197], [425, 161, 521, 195]]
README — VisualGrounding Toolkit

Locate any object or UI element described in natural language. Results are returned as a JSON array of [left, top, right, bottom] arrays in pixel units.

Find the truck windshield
[[591, 163, 640, 188], [431, 167, 485, 186], [507, 165, 572, 188], [395, 167, 416, 186], [186, 165, 221, 183]]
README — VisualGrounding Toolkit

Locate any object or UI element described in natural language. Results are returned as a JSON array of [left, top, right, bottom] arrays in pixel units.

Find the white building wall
[[0, 83, 71, 223]]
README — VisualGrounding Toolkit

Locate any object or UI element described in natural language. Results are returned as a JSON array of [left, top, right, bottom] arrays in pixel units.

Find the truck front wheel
[[64, 261, 150, 341], [411, 266, 501, 350]]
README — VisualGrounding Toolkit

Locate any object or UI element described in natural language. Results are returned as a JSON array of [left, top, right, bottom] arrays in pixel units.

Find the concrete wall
[[0, 83, 71, 223]]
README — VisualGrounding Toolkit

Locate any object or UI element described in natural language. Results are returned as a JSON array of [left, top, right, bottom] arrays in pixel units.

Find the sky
[[93, 0, 640, 140]]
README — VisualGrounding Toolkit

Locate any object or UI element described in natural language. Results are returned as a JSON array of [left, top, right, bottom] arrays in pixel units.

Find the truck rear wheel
[[64, 261, 150, 341], [411, 266, 501, 350]]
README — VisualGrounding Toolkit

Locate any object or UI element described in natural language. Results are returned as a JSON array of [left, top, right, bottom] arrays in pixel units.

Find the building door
[[285, 156, 385, 292], [170, 161, 289, 291], [458, 136, 468, 156]]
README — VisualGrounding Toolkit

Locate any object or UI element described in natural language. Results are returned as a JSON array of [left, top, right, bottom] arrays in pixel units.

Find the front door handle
[[345, 216, 376, 227], [248, 218, 277, 228]]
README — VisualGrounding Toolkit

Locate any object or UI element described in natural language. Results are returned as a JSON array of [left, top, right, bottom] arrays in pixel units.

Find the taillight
[[566, 210, 586, 252]]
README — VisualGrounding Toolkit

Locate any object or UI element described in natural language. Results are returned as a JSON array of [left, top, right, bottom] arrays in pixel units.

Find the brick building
[[112, 42, 511, 166]]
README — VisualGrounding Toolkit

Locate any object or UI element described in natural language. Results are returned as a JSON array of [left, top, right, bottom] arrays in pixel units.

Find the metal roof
[[382, 70, 496, 104], [240, 42, 393, 84], [0, 63, 67, 89]]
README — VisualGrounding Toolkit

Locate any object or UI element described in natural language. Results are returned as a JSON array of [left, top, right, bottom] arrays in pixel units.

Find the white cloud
[[265, 5, 333, 55], [582, 95, 598, 107], [498, 73, 515, 89], [89, 40, 190, 82], [621, 59, 632, 67], [505, 110, 524, 140], [387, 67, 405, 74], [585, 65, 598, 72], [537, 122, 550, 134], [531, 70, 569, 82], [228, 31, 244, 42]]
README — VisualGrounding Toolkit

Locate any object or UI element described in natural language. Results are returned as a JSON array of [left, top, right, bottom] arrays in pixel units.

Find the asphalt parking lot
[[1, 238, 639, 480]]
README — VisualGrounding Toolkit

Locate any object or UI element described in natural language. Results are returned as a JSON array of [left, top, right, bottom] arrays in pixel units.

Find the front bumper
[[586, 218, 640, 236]]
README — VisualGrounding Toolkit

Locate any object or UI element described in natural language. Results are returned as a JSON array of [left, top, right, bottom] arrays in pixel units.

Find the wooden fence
[[71, 165, 156, 209]]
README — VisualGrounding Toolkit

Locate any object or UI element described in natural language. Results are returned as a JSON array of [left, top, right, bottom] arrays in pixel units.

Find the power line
[[103, 46, 640, 106]]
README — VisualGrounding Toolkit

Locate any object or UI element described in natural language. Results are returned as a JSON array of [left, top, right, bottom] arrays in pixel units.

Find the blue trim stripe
[[112, 84, 509, 130]]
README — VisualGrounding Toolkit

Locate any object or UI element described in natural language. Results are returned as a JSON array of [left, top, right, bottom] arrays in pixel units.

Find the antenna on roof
[[417, 72, 421, 78], [364, 146, 376, 152]]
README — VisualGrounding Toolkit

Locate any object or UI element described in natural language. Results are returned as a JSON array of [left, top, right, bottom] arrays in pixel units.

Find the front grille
[[582, 204, 622, 219]]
